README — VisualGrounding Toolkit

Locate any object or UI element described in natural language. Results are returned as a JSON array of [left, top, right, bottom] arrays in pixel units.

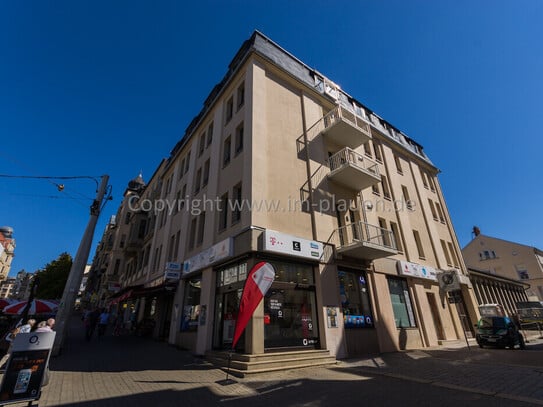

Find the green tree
[[35, 252, 72, 299]]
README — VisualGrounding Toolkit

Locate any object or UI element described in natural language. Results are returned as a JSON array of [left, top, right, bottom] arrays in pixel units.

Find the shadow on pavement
[[38, 376, 534, 407], [49, 316, 213, 373]]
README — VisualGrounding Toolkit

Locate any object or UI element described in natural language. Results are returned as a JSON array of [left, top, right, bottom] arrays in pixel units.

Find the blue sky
[[1, 1, 542, 275]]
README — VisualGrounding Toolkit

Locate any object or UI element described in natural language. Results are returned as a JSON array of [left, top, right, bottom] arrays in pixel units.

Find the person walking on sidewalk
[[84, 308, 100, 341], [97, 309, 110, 337]]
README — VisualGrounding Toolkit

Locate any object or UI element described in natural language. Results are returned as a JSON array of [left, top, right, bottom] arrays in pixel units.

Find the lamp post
[[52, 175, 109, 356]]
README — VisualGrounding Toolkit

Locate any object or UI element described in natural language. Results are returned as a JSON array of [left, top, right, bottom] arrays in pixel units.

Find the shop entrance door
[[213, 289, 242, 350], [427, 292, 445, 341]]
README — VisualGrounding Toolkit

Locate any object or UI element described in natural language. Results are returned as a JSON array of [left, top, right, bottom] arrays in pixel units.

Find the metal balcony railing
[[334, 221, 397, 252], [328, 147, 379, 177], [306, 106, 371, 146]]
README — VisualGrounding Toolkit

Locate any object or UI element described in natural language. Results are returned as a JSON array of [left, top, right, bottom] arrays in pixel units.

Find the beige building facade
[[91, 31, 479, 359], [463, 232, 543, 302], [0, 226, 15, 282]]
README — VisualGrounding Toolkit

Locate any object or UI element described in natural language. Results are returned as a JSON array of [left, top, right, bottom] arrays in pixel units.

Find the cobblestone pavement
[[1, 319, 542, 406]]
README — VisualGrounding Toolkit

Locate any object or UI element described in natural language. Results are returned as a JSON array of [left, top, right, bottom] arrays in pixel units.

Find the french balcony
[[333, 221, 398, 260], [318, 106, 371, 149], [328, 148, 380, 191]]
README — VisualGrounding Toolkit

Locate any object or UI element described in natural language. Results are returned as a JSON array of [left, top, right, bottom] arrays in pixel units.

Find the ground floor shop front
[[169, 240, 479, 359]]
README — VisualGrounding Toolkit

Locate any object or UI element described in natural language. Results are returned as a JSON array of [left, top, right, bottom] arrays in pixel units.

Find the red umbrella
[[0, 298, 15, 311], [3, 299, 59, 315]]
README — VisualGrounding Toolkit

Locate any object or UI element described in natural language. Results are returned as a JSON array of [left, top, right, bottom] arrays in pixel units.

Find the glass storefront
[[213, 259, 320, 351], [264, 260, 319, 349], [338, 269, 374, 328], [180, 277, 201, 332]]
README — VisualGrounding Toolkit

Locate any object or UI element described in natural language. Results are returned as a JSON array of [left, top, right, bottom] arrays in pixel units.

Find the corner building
[[104, 31, 479, 361]]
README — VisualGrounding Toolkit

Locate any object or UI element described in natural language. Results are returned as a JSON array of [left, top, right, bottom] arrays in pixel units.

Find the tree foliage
[[35, 252, 72, 299]]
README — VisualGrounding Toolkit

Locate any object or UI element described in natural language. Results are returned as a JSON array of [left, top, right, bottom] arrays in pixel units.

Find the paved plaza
[[2, 319, 543, 406]]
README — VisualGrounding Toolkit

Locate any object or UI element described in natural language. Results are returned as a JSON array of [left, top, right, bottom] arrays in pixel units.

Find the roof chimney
[[472, 226, 481, 237]]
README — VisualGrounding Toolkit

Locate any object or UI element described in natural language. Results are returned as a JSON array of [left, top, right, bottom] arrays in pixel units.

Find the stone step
[[206, 350, 337, 377]]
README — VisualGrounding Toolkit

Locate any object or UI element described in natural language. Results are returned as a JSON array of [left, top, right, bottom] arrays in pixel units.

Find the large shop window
[[180, 277, 201, 332], [387, 277, 417, 328], [338, 269, 374, 328], [264, 261, 319, 349]]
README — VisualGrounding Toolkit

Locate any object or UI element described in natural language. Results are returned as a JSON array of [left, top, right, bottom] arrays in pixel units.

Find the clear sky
[[1, 1, 542, 275]]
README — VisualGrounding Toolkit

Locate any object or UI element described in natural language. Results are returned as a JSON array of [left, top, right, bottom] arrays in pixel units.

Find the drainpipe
[[300, 92, 318, 242]]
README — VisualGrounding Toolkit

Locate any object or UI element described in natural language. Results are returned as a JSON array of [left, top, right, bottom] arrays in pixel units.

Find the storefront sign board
[[183, 238, 233, 275], [263, 229, 323, 261]]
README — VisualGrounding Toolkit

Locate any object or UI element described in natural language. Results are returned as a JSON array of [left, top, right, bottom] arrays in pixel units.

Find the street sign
[[0, 332, 55, 404]]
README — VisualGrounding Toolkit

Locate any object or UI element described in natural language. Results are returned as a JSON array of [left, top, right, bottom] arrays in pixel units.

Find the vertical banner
[[232, 262, 275, 349]]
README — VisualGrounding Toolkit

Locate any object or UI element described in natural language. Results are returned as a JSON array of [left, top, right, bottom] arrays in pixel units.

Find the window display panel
[[263, 261, 319, 349], [180, 277, 201, 331], [264, 285, 319, 348], [338, 270, 374, 328], [387, 277, 417, 328]]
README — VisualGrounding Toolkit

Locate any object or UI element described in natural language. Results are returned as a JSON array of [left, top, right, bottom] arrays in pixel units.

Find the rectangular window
[[413, 230, 425, 259], [363, 142, 372, 158], [180, 184, 187, 209], [188, 218, 197, 250], [402, 185, 413, 210], [232, 183, 242, 223], [387, 277, 416, 328], [179, 158, 185, 178], [197, 212, 206, 245], [447, 242, 459, 267], [441, 239, 452, 266], [428, 175, 436, 192], [206, 122, 213, 147], [428, 199, 438, 221], [394, 155, 403, 174], [185, 151, 191, 174], [235, 123, 244, 154], [225, 96, 234, 124], [378, 218, 391, 247], [120, 234, 126, 249], [390, 222, 403, 252], [373, 141, 382, 162], [372, 182, 380, 195], [180, 277, 201, 332], [515, 264, 529, 280], [218, 193, 228, 231], [168, 234, 176, 262], [435, 202, 445, 222], [223, 136, 231, 167], [381, 175, 391, 199], [421, 169, 429, 189], [202, 159, 210, 187], [173, 230, 181, 260], [198, 132, 205, 157], [338, 270, 374, 328], [237, 82, 245, 109], [194, 168, 202, 194]]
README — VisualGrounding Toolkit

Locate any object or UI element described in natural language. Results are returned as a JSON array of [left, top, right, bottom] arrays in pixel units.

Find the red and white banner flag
[[232, 262, 275, 349]]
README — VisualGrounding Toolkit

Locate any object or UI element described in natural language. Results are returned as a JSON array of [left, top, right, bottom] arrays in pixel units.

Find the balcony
[[313, 106, 371, 149], [328, 148, 380, 191], [333, 221, 398, 260]]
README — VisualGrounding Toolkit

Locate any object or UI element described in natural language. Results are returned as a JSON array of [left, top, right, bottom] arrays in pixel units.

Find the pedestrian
[[19, 318, 37, 333], [84, 308, 100, 340], [35, 318, 55, 332], [0, 326, 20, 371], [97, 308, 110, 337]]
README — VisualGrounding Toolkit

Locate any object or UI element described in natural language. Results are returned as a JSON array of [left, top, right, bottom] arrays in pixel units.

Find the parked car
[[475, 316, 525, 349]]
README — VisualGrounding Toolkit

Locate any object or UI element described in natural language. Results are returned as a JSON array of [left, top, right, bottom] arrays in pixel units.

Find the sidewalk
[[1, 317, 542, 406]]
